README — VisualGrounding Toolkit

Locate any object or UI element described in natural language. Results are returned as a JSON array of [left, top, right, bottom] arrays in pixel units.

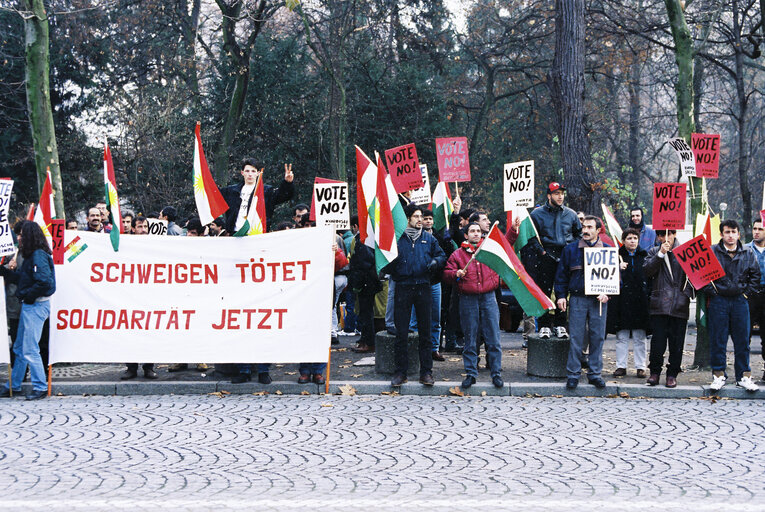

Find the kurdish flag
[[431, 181, 453, 232], [233, 173, 266, 236], [104, 141, 121, 251], [601, 203, 623, 248], [512, 207, 539, 257], [34, 169, 55, 243], [193, 123, 229, 225], [475, 223, 555, 317]]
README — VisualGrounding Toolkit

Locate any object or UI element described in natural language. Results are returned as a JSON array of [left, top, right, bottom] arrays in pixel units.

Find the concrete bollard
[[526, 335, 569, 378], [375, 330, 420, 376]]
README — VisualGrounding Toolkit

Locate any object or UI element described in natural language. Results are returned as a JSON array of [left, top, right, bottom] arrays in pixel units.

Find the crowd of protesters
[[2, 157, 764, 399]]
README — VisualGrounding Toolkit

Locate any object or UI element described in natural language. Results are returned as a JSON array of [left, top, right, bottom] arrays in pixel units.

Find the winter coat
[[554, 237, 610, 298], [347, 234, 382, 295], [0, 249, 55, 304], [443, 244, 500, 295], [220, 179, 295, 233], [702, 241, 761, 297], [607, 246, 650, 333], [387, 230, 446, 285], [643, 241, 691, 319], [530, 202, 582, 256]]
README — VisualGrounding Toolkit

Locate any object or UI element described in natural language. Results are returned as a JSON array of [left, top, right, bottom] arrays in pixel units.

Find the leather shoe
[[391, 373, 407, 386], [646, 373, 660, 386], [492, 375, 504, 388], [432, 351, 445, 362], [612, 368, 626, 377], [120, 370, 138, 380], [143, 369, 158, 380], [0, 387, 20, 398], [25, 389, 47, 401], [419, 373, 435, 386], [312, 373, 325, 385], [353, 344, 375, 353], [257, 372, 272, 385], [298, 374, 312, 384], [588, 377, 606, 389], [231, 373, 252, 384], [665, 376, 677, 388], [461, 376, 476, 389], [636, 369, 646, 379], [566, 378, 579, 389]]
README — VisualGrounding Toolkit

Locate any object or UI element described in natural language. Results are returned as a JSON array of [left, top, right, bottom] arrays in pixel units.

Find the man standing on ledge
[[555, 216, 610, 390], [387, 204, 445, 387]]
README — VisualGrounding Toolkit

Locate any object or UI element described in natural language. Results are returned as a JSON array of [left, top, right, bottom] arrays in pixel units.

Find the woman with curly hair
[[0, 221, 56, 400]]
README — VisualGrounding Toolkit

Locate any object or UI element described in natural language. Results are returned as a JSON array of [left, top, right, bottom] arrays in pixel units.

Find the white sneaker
[[539, 327, 552, 339], [554, 327, 569, 339], [737, 376, 759, 392], [710, 374, 726, 391]]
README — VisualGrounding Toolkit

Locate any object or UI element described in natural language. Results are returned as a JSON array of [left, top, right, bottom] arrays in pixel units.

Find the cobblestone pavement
[[1, 395, 763, 511]]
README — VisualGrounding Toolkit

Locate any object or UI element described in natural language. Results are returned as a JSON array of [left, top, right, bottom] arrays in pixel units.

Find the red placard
[[309, 177, 344, 221], [673, 234, 725, 289], [435, 137, 471, 182], [691, 133, 720, 178], [384, 143, 422, 193], [652, 183, 686, 230], [760, 209, 765, 226], [50, 219, 65, 265]]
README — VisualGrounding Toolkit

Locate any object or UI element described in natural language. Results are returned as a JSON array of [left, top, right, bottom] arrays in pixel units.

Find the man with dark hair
[[207, 217, 227, 237], [747, 219, 765, 381], [555, 215, 609, 389], [387, 203, 445, 386], [293, 203, 309, 225], [185, 217, 204, 236], [525, 182, 582, 340], [96, 202, 112, 233], [122, 211, 135, 234], [220, 158, 295, 234], [628, 206, 657, 251], [133, 215, 149, 235], [159, 206, 183, 236], [468, 211, 491, 236], [66, 220, 78, 230], [704, 219, 761, 392], [86, 207, 103, 232]]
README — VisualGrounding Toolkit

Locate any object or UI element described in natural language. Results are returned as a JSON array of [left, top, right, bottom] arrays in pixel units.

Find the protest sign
[[653, 183, 686, 230], [435, 137, 471, 182], [50, 219, 65, 265], [584, 247, 620, 295], [761, 209, 765, 226], [0, 179, 14, 258], [384, 143, 422, 193], [673, 234, 725, 289], [667, 138, 696, 177], [146, 218, 168, 236], [691, 133, 720, 178], [503, 160, 534, 211], [313, 182, 350, 230], [50, 227, 335, 364], [0, 277, 8, 365], [309, 177, 343, 221], [409, 164, 432, 205]]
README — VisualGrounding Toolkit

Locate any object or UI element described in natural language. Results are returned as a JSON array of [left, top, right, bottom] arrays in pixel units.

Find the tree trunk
[[22, 0, 64, 216], [549, 0, 597, 213], [627, 56, 641, 195], [733, 0, 752, 231]]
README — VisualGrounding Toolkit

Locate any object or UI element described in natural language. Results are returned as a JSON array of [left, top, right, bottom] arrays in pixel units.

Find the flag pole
[[7, 364, 11, 397], [47, 364, 52, 397], [325, 346, 331, 395]]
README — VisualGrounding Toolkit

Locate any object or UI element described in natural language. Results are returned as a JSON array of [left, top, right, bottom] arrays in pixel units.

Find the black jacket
[[702, 241, 761, 297], [220, 179, 294, 233], [0, 249, 55, 304], [348, 235, 382, 295], [643, 241, 691, 318], [607, 246, 650, 333]]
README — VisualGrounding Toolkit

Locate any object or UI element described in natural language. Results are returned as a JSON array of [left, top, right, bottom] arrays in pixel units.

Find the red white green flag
[[474, 223, 555, 317], [431, 181, 453, 232], [233, 173, 266, 236], [512, 207, 540, 257], [104, 141, 121, 251], [34, 169, 55, 244], [193, 123, 229, 225], [601, 203, 623, 248]]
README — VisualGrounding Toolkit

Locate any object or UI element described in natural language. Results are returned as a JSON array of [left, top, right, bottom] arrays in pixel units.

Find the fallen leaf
[[619, 392, 630, 398], [321, 402, 334, 407], [343, 360, 353, 364], [301, 390, 310, 395], [220, 390, 230, 395], [481, 391, 487, 397], [339, 365, 350, 368], [448, 358, 461, 362], [449, 386, 464, 397], [285, 371, 297, 375], [252, 391, 268, 396], [338, 384, 357, 396], [275, 390, 283, 395], [380, 391, 400, 396], [351, 374, 363, 378], [207, 392, 226, 398], [334, 348, 347, 352]]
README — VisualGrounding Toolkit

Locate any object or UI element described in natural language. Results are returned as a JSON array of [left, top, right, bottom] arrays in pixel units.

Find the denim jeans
[[460, 292, 502, 378], [648, 315, 687, 377], [9, 301, 50, 392], [343, 288, 358, 332], [385, 278, 396, 333], [238, 363, 271, 375], [409, 283, 442, 352], [567, 295, 606, 379], [394, 283, 432, 376], [299, 362, 327, 376], [709, 294, 751, 381]]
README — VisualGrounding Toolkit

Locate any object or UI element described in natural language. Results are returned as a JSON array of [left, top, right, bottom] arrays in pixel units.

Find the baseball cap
[[548, 182, 566, 193]]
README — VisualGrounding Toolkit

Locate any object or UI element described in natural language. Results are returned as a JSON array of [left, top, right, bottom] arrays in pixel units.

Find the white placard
[[313, 182, 350, 230], [50, 227, 334, 364], [584, 246, 620, 295], [667, 138, 696, 177], [410, 164, 432, 205], [146, 218, 168, 236], [0, 180, 14, 257], [0, 277, 8, 365], [503, 160, 534, 211]]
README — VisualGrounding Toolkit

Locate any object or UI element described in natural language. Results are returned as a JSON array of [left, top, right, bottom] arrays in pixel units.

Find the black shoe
[[25, 390, 47, 401], [257, 372, 272, 385], [231, 373, 252, 384], [0, 387, 20, 398], [143, 369, 158, 380], [419, 373, 435, 386], [461, 376, 476, 389], [331, 335, 339, 345], [120, 370, 138, 380], [432, 351, 445, 362], [588, 377, 606, 389], [566, 378, 579, 389], [492, 376, 504, 388], [391, 373, 407, 387]]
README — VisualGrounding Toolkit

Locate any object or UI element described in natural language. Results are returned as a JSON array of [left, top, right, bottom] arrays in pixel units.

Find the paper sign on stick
[[146, 218, 168, 236], [0, 179, 14, 258], [584, 247, 620, 295], [50, 219, 65, 265], [653, 183, 686, 230], [503, 160, 534, 211], [313, 182, 350, 230], [667, 138, 696, 177], [384, 143, 422, 193], [691, 133, 720, 178], [309, 177, 344, 221], [673, 234, 725, 289], [409, 164, 432, 206], [435, 137, 471, 182]]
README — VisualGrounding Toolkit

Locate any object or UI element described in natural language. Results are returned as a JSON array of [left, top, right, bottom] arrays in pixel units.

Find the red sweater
[[443, 244, 500, 295]]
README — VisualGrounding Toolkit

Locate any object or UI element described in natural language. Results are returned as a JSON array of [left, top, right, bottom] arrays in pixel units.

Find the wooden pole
[[324, 346, 331, 395], [7, 364, 11, 397], [47, 364, 52, 397]]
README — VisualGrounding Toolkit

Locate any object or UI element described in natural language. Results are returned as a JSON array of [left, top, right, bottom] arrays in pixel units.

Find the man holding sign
[[554, 216, 611, 390]]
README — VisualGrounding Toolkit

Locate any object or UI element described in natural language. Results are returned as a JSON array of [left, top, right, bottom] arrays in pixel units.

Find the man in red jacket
[[443, 223, 504, 389]]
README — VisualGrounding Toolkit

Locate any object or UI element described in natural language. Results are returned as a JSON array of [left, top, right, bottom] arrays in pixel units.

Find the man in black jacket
[[704, 219, 761, 392]]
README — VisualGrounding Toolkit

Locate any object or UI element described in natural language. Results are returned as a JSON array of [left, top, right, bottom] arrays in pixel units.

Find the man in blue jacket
[[555, 216, 610, 390], [747, 219, 765, 382], [387, 204, 445, 387], [628, 206, 657, 251]]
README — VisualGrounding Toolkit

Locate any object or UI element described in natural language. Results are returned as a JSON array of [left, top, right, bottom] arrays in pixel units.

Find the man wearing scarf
[[628, 206, 657, 251]]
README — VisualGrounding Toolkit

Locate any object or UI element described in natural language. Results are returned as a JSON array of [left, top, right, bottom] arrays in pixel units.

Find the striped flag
[[695, 212, 720, 245], [193, 123, 229, 225], [34, 169, 55, 244], [431, 181, 453, 232], [104, 141, 121, 251], [474, 223, 555, 317], [601, 204, 623, 248], [512, 207, 540, 257], [233, 173, 266, 236]]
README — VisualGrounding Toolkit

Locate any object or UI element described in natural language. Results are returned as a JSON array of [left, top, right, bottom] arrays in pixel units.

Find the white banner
[[410, 164, 432, 205], [0, 180, 14, 257], [0, 277, 8, 365], [503, 160, 534, 211], [667, 138, 696, 177], [584, 247, 620, 295], [50, 227, 335, 364], [313, 182, 350, 230]]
